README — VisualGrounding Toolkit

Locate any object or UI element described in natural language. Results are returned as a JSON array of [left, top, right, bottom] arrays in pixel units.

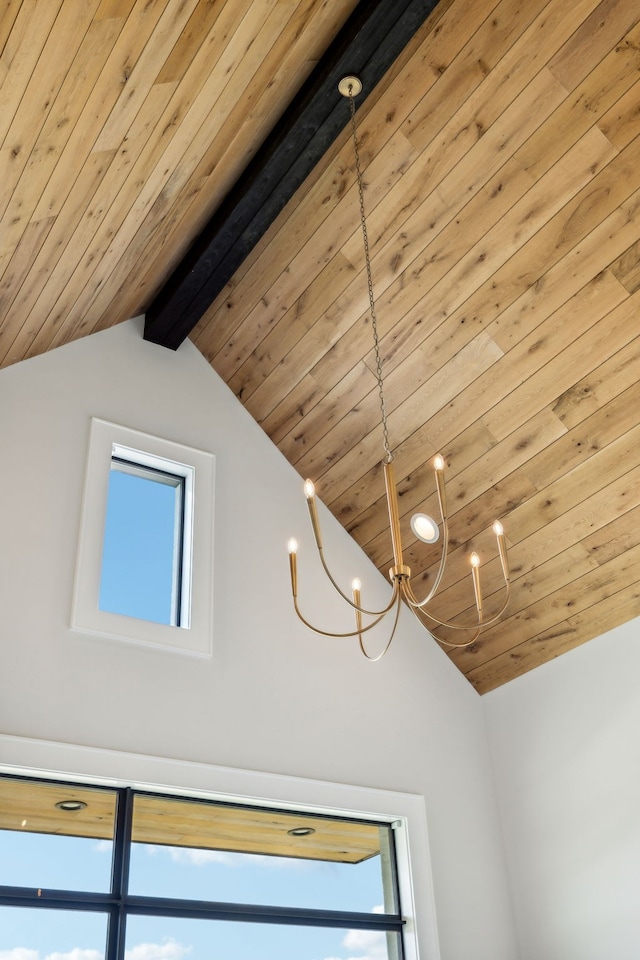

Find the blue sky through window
[[99, 468, 180, 625], [0, 828, 391, 960]]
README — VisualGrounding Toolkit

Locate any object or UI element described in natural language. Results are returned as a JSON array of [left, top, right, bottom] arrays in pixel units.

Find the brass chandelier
[[287, 78, 510, 660]]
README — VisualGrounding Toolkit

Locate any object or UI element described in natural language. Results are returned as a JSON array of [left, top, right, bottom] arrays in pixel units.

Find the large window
[[0, 775, 405, 960]]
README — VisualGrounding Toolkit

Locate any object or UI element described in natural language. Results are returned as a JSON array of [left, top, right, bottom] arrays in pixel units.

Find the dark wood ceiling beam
[[143, 0, 441, 350]]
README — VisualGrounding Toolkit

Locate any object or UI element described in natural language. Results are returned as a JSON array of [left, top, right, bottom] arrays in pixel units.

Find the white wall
[[485, 616, 640, 959], [0, 318, 518, 960]]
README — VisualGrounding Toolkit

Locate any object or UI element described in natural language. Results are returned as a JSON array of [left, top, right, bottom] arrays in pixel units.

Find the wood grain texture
[[0, 778, 381, 863], [1, 0, 639, 689]]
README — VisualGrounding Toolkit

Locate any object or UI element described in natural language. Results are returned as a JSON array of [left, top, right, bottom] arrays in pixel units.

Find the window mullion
[[106, 787, 134, 960], [123, 894, 404, 931]]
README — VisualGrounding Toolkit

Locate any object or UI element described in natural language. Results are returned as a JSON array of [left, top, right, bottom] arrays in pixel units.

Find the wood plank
[[0, 0, 22, 60], [599, 76, 640, 149], [0, 0, 64, 146], [0, 150, 116, 348], [524, 380, 640, 492], [154, 0, 233, 85], [547, 0, 640, 92], [0, 217, 55, 311], [582, 503, 640, 566], [468, 580, 640, 692], [515, 22, 640, 177], [551, 334, 640, 428], [0, 0, 102, 228], [483, 292, 638, 442], [610, 239, 640, 293]]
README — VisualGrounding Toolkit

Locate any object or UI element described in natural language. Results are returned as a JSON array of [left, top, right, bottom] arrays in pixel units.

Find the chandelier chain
[[348, 91, 392, 463]]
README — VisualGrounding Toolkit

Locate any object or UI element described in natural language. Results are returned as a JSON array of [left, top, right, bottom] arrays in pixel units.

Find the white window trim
[[0, 733, 441, 960], [71, 418, 215, 657]]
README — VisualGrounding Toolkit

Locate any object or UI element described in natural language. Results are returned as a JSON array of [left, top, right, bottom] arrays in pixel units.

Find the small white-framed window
[[71, 419, 214, 656]]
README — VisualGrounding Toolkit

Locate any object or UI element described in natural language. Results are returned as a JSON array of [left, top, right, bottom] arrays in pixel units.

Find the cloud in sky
[[146, 844, 310, 871], [125, 940, 191, 960], [0, 950, 39, 960], [1, 944, 189, 960], [342, 927, 388, 959], [317, 906, 389, 960], [46, 951, 102, 960], [165, 846, 236, 866], [0, 951, 102, 960]]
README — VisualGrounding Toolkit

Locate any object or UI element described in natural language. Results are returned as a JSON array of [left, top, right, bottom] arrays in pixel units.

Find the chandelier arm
[[406, 586, 483, 646], [291, 583, 400, 639], [404, 577, 512, 630], [429, 622, 483, 648], [468, 580, 512, 628], [316, 544, 400, 616], [384, 460, 404, 568], [358, 590, 403, 661], [303, 483, 397, 616]]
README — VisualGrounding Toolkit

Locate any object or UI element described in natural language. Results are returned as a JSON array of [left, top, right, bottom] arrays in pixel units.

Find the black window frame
[[0, 774, 406, 960]]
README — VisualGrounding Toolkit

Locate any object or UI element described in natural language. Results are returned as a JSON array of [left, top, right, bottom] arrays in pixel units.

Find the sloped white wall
[[485, 616, 640, 960], [0, 318, 517, 960]]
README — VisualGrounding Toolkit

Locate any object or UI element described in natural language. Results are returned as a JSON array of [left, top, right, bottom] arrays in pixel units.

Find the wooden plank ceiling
[[1, 0, 639, 691]]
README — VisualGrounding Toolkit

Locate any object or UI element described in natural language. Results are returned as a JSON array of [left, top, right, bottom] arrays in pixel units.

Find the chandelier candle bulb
[[303, 479, 323, 549], [470, 552, 483, 618], [351, 578, 364, 647], [493, 521, 510, 582], [433, 455, 447, 518], [287, 539, 298, 597]]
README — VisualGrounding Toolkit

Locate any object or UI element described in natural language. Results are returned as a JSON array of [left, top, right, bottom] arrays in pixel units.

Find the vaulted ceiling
[[2, 0, 639, 692]]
